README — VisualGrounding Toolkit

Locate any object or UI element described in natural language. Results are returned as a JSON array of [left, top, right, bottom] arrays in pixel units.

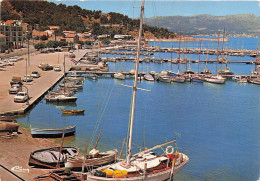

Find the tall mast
[[198, 41, 202, 75], [126, 0, 145, 166], [216, 33, 220, 75], [178, 30, 181, 73]]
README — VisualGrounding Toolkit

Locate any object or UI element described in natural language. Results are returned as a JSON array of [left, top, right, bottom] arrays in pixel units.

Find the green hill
[[1, 0, 174, 38]]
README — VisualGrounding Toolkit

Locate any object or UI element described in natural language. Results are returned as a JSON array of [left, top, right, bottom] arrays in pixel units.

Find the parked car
[[22, 75, 33, 82], [10, 77, 23, 86], [9, 57, 18, 62], [14, 91, 29, 103], [41, 64, 53, 71], [31, 71, 40, 78], [54, 66, 61, 72], [9, 84, 22, 94], [3, 60, 14, 66]]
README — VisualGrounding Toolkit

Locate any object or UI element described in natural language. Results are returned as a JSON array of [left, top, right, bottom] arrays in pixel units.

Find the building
[[65, 33, 79, 43], [0, 21, 23, 48]]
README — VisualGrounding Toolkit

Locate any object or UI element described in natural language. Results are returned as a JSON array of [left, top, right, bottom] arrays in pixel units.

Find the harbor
[[0, 36, 259, 181]]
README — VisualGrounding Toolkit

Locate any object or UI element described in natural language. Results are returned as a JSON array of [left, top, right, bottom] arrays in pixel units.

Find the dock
[[0, 49, 87, 116]]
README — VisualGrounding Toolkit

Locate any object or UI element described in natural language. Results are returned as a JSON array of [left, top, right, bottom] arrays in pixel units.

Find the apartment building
[[0, 20, 24, 48]]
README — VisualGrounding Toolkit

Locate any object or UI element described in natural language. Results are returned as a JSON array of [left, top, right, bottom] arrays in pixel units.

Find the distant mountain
[[144, 14, 260, 35]]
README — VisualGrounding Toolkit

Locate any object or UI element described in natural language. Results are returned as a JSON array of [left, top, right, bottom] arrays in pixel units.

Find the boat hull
[[65, 150, 118, 171], [31, 125, 76, 138], [61, 109, 85, 115], [87, 154, 189, 181], [29, 147, 79, 168]]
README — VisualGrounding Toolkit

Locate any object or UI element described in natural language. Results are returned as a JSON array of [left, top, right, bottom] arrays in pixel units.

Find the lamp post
[[23, 85, 29, 105]]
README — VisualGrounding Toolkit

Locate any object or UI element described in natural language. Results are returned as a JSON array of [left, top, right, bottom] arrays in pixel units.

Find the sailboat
[[45, 54, 78, 102], [205, 33, 226, 84], [218, 29, 234, 78], [200, 45, 212, 75], [87, 1, 189, 180], [192, 41, 204, 83]]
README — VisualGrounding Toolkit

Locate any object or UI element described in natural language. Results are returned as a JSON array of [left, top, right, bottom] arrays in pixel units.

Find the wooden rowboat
[[29, 146, 79, 168], [61, 109, 85, 115]]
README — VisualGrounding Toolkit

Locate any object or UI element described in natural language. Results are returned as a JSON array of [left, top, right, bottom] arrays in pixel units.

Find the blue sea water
[[17, 37, 259, 181]]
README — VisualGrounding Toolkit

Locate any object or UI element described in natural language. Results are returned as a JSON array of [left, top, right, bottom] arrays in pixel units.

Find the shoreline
[[0, 126, 60, 181], [147, 37, 229, 42]]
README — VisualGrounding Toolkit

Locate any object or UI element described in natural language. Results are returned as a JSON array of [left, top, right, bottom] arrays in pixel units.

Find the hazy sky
[[50, 1, 260, 18]]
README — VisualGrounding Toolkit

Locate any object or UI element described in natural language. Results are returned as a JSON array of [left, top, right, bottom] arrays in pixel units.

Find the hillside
[[144, 14, 260, 35], [0, 0, 174, 39]]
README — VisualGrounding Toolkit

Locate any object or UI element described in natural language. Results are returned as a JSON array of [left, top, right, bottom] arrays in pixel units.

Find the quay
[[0, 49, 87, 116], [101, 47, 260, 57]]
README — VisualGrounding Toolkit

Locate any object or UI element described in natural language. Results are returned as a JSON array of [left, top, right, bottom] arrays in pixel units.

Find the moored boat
[[45, 94, 77, 102], [31, 125, 76, 138], [248, 78, 260, 85], [144, 74, 154, 81], [191, 76, 204, 83], [29, 146, 79, 168], [205, 75, 226, 84], [65, 149, 118, 171], [114, 72, 126, 80], [61, 109, 85, 115], [158, 75, 171, 83]]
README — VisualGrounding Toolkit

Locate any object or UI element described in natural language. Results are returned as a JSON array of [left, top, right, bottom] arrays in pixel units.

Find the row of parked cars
[[0, 56, 23, 68], [9, 71, 40, 103], [38, 63, 61, 72]]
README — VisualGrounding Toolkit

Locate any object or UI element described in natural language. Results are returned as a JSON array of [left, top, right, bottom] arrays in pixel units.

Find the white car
[[23, 75, 33, 82], [9, 57, 18, 62], [54, 66, 61, 71], [31, 71, 41, 78], [9, 84, 22, 94], [14, 91, 29, 103]]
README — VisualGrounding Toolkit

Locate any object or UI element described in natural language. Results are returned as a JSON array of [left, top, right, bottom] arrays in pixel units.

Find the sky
[[49, 1, 260, 18]]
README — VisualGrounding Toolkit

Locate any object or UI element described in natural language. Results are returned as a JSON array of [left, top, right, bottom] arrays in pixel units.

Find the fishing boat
[[87, 1, 189, 180], [0, 117, 19, 132], [61, 109, 85, 115], [29, 146, 79, 168], [65, 149, 118, 171], [31, 125, 76, 138]]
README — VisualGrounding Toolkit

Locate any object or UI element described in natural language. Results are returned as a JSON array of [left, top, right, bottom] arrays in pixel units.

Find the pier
[[0, 49, 87, 116]]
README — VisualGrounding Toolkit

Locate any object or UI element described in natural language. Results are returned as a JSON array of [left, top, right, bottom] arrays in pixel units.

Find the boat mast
[[126, 0, 145, 166], [216, 33, 220, 75], [198, 41, 202, 75], [178, 29, 181, 74]]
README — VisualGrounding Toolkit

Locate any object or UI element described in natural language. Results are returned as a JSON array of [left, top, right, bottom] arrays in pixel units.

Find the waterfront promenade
[[0, 49, 87, 116]]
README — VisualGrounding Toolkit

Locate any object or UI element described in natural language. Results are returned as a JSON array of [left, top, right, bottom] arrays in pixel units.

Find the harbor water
[[17, 37, 259, 181]]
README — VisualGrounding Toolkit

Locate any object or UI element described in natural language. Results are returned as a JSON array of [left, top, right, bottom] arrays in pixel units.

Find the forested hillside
[[1, 0, 174, 38]]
